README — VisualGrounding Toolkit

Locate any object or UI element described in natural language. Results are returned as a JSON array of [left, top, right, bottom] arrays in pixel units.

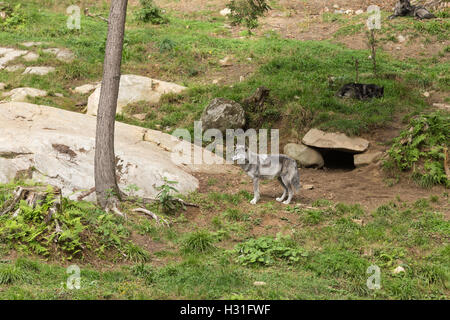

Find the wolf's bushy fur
[[233, 145, 300, 204], [389, 0, 435, 20], [337, 83, 384, 100]]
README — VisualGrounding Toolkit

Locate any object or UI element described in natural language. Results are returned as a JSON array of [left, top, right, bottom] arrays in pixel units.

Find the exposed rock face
[[283, 143, 324, 168], [5, 64, 24, 72], [0, 47, 28, 69], [200, 98, 246, 133], [2, 87, 47, 102], [73, 83, 100, 95], [23, 52, 39, 62], [354, 151, 383, 168], [43, 48, 75, 63], [0, 103, 233, 201], [302, 128, 369, 153], [22, 66, 55, 76], [87, 75, 187, 116]]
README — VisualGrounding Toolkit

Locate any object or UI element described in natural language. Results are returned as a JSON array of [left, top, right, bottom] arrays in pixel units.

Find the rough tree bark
[[94, 0, 128, 210]]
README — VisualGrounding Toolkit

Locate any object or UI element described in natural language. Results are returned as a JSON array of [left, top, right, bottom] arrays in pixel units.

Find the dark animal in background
[[389, 0, 435, 20], [337, 83, 384, 100]]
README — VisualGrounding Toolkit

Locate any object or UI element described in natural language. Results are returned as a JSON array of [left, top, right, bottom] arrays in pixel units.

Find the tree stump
[[242, 86, 270, 112], [0, 185, 62, 222]]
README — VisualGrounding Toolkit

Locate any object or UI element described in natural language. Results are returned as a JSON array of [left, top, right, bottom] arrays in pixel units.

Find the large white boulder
[[0, 102, 233, 201], [87, 75, 187, 116]]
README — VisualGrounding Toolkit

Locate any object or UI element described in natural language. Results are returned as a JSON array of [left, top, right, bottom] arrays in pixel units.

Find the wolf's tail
[[291, 161, 301, 192]]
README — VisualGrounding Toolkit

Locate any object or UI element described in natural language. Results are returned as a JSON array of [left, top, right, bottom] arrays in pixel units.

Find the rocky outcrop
[[302, 128, 369, 153], [42, 48, 75, 63], [354, 151, 383, 168], [22, 66, 55, 75], [87, 75, 187, 116], [200, 98, 246, 133], [0, 102, 233, 201], [2, 87, 47, 102], [284, 143, 324, 168]]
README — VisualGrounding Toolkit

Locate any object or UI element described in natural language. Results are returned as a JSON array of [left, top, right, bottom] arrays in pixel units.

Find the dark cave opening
[[319, 149, 356, 170]]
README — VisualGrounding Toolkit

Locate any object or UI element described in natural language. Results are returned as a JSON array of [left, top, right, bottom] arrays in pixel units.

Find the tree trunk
[[94, 0, 128, 209]]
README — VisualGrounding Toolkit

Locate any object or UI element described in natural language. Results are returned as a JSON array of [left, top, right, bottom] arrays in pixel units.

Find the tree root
[[132, 208, 170, 227]]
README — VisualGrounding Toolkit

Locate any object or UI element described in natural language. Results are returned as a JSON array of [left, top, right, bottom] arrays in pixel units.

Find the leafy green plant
[[234, 234, 308, 266], [0, 3, 26, 31], [156, 177, 183, 214], [227, 0, 271, 34], [133, 0, 168, 24], [384, 111, 450, 188]]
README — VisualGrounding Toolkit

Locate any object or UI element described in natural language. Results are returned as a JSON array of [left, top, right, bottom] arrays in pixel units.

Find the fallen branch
[[132, 208, 170, 227], [84, 8, 108, 23], [76, 187, 96, 201]]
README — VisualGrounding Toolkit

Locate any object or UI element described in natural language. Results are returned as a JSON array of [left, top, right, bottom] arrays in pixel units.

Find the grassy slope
[[0, 181, 449, 299], [0, 1, 449, 300]]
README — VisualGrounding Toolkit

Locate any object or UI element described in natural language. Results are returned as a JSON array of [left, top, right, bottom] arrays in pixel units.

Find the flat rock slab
[[302, 128, 369, 153], [73, 83, 100, 95], [0, 102, 234, 201], [5, 64, 25, 72], [23, 52, 39, 62], [22, 66, 55, 75], [0, 47, 28, 69], [2, 87, 47, 102], [43, 48, 74, 63], [21, 42, 46, 47], [87, 75, 187, 116]]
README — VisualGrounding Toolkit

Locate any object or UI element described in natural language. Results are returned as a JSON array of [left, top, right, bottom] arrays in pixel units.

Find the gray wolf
[[337, 83, 384, 100], [389, 0, 435, 20], [232, 145, 300, 205]]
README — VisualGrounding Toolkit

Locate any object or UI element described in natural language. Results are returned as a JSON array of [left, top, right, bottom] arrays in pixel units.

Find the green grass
[[1, 0, 448, 137], [0, 193, 448, 299]]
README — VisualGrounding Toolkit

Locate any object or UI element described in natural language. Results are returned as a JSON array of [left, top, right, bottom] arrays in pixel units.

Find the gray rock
[[200, 98, 246, 133], [0, 47, 28, 69], [73, 83, 100, 95], [0, 82, 5, 90], [2, 87, 47, 102], [354, 151, 383, 167], [22, 66, 55, 75], [302, 128, 369, 153], [23, 52, 39, 62], [284, 143, 324, 168], [43, 48, 74, 63], [5, 64, 25, 72]]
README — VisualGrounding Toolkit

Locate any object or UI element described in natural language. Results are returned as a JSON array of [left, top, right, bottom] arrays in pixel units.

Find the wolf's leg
[[250, 178, 260, 205], [276, 177, 288, 202], [281, 176, 294, 205]]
